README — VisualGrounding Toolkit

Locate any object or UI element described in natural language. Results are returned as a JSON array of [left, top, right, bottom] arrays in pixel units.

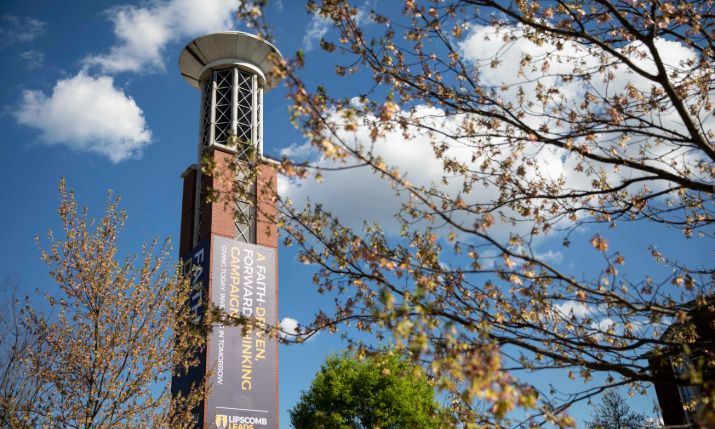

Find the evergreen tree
[[586, 391, 648, 429]]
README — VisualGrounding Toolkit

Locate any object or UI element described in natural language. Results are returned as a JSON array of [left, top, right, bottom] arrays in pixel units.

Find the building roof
[[178, 31, 283, 91]]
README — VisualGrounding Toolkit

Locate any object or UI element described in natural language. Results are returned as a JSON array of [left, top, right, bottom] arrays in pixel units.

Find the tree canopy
[[0, 180, 204, 428], [234, 0, 715, 426], [585, 390, 648, 429], [289, 351, 443, 429]]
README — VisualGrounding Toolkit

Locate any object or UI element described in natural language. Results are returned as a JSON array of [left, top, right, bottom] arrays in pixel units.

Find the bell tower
[[172, 32, 283, 429]]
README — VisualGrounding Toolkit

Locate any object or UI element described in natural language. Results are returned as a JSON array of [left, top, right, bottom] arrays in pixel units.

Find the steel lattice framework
[[195, 66, 265, 244], [214, 69, 233, 147]]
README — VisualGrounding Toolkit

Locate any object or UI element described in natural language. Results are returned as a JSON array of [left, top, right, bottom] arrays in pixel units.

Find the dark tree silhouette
[[585, 390, 649, 429]]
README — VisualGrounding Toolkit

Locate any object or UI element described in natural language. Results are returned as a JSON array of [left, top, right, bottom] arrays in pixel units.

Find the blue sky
[[0, 1, 345, 426], [0, 0, 711, 427]]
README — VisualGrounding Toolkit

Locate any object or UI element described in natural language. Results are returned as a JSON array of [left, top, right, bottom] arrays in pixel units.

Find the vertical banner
[[171, 240, 210, 428], [207, 236, 277, 429]]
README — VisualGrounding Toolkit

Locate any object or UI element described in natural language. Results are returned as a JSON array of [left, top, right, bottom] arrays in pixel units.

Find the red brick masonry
[[178, 146, 280, 429]]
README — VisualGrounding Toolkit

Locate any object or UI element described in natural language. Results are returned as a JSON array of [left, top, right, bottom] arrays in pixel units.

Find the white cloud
[[459, 25, 710, 186], [534, 250, 564, 265], [14, 73, 151, 163], [554, 300, 592, 318], [279, 105, 570, 240], [83, 0, 239, 73], [280, 317, 299, 337], [0, 14, 45, 47], [591, 318, 616, 333], [279, 316, 317, 342], [302, 12, 330, 51], [280, 25, 711, 243], [474, 249, 500, 270], [14, 0, 240, 161], [18, 49, 44, 70], [279, 109, 446, 235], [280, 142, 318, 159], [301, 4, 370, 51]]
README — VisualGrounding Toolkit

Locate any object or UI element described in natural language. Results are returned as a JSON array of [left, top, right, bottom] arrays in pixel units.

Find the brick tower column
[[172, 32, 283, 429]]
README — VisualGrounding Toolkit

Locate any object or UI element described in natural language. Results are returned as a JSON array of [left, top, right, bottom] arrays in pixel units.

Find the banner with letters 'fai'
[[171, 240, 210, 428], [207, 236, 277, 429]]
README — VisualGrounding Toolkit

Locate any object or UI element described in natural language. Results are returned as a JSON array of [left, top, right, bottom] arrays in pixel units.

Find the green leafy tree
[[290, 351, 443, 429], [585, 390, 648, 429]]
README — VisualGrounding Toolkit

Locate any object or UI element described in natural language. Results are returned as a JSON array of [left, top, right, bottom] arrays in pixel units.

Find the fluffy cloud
[[459, 25, 709, 184], [279, 316, 317, 341], [281, 25, 709, 242], [302, 6, 370, 52], [15, 0, 241, 162], [279, 104, 581, 241], [459, 25, 698, 109], [591, 318, 616, 333], [15, 73, 151, 163], [83, 0, 239, 73], [554, 300, 592, 318], [534, 250, 564, 265], [0, 14, 45, 47], [302, 13, 330, 51], [280, 317, 299, 337], [279, 106, 465, 235]]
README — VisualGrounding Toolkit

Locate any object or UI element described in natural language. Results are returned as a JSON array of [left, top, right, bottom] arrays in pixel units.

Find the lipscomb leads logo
[[215, 415, 228, 429], [214, 413, 266, 429]]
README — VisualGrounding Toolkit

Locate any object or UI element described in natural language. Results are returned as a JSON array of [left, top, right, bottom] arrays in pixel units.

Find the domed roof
[[179, 31, 283, 91]]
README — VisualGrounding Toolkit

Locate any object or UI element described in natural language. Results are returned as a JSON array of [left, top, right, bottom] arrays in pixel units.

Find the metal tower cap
[[179, 31, 284, 91]]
